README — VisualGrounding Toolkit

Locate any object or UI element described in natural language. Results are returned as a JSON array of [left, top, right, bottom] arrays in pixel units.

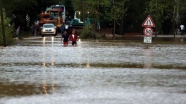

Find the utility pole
[[0, 0, 6, 47]]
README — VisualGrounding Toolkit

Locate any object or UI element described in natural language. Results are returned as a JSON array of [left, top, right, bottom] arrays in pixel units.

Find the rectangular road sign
[[144, 36, 152, 43]]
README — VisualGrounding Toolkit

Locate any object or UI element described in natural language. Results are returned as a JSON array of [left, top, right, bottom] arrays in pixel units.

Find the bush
[[79, 25, 96, 39], [0, 12, 14, 46], [95, 33, 105, 39]]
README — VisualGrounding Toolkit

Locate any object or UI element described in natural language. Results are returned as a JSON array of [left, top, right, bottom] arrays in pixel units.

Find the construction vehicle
[[69, 11, 83, 28], [36, 12, 56, 36], [37, 5, 66, 36], [46, 5, 66, 32], [68, 12, 94, 36], [38, 13, 56, 26]]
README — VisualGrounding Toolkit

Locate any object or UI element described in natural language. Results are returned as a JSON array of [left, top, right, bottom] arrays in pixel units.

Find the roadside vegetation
[[0, 11, 14, 45], [79, 25, 96, 39], [1, 0, 186, 45]]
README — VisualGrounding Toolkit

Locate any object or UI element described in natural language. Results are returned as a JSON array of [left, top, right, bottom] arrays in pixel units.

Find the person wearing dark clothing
[[31, 24, 35, 35], [69, 30, 78, 46], [62, 30, 69, 46], [61, 23, 65, 35]]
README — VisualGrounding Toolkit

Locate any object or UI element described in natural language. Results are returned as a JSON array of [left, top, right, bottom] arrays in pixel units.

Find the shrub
[[0, 11, 14, 45], [79, 25, 96, 39]]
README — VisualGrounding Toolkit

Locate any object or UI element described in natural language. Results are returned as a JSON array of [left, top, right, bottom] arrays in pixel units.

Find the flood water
[[0, 36, 186, 104]]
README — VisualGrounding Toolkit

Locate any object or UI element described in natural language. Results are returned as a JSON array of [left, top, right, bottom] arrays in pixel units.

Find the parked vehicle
[[41, 23, 57, 37]]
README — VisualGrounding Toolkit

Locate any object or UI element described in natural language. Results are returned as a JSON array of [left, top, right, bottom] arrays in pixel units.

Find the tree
[[71, 0, 127, 36], [0, 0, 6, 46], [0, 10, 14, 45], [125, 0, 147, 33], [147, 0, 186, 36], [3, 0, 59, 29], [107, 0, 127, 37], [146, 0, 164, 36]]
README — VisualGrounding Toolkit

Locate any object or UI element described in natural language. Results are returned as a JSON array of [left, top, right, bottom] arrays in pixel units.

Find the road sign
[[143, 27, 153, 36], [142, 15, 155, 27], [144, 36, 152, 43]]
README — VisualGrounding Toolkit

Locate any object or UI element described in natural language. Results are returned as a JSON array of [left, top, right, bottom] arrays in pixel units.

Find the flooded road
[[0, 36, 186, 104]]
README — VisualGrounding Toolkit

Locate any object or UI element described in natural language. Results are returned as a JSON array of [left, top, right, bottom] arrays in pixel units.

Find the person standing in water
[[61, 30, 69, 47], [69, 30, 78, 46]]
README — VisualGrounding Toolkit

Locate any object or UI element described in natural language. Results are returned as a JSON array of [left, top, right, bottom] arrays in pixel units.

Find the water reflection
[[143, 48, 152, 68], [42, 36, 56, 66], [51, 36, 55, 66], [0, 83, 42, 97], [86, 62, 90, 68], [77, 38, 91, 68], [77, 39, 83, 67], [86, 48, 90, 68], [42, 37, 46, 67], [51, 36, 55, 92], [41, 36, 56, 95], [42, 37, 47, 94], [78, 38, 82, 43]]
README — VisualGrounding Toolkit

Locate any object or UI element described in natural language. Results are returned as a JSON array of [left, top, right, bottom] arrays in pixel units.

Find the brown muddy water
[[0, 36, 186, 104]]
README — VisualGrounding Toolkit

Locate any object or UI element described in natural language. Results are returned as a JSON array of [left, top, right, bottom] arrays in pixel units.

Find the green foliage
[[2, 0, 186, 37], [72, 0, 127, 21], [106, 0, 127, 21], [0, 12, 14, 45], [146, 0, 164, 33], [79, 25, 95, 39], [3, 0, 59, 27], [146, 0, 186, 34]]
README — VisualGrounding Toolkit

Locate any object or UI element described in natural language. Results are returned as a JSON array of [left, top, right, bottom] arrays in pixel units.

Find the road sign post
[[143, 27, 153, 36], [142, 15, 155, 49], [142, 15, 155, 27], [144, 36, 152, 43]]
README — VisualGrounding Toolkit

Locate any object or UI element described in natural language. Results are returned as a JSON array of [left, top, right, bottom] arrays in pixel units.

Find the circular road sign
[[143, 27, 153, 36]]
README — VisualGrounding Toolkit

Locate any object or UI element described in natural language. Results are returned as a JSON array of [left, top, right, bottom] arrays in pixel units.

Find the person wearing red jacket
[[69, 30, 78, 46]]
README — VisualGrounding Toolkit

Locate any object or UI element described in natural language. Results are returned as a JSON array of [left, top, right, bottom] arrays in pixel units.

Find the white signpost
[[144, 36, 152, 43], [142, 15, 155, 48]]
